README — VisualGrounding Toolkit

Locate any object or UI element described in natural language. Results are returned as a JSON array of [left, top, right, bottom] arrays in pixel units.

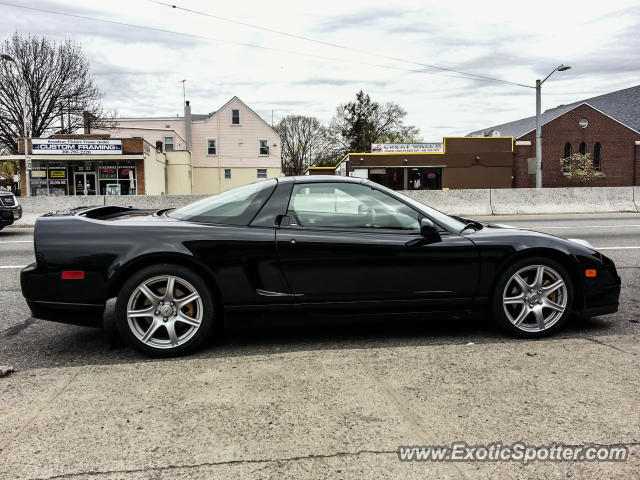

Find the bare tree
[[560, 153, 605, 184], [327, 91, 422, 155], [0, 32, 110, 154], [275, 115, 337, 176]]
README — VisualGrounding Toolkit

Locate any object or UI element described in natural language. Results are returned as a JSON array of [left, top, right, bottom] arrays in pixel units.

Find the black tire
[[115, 263, 216, 357], [492, 256, 573, 338]]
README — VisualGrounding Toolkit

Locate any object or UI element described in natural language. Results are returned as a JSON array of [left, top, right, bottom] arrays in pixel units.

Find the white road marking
[[0, 265, 25, 269], [527, 225, 640, 229], [595, 246, 640, 250], [0, 240, 33, 243]]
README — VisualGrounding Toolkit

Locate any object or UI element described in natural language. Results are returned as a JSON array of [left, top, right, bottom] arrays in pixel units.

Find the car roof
[[277, 175, 361, 184]]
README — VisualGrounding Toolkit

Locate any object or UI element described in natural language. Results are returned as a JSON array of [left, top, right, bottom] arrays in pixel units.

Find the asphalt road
[[1, 213, 639, 479]]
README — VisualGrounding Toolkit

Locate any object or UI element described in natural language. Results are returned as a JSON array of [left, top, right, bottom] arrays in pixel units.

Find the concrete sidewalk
[[1, 334, 638, 479]]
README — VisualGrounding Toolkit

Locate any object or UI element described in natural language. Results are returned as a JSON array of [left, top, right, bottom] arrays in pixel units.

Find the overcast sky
[[2, 0, 639, 140]]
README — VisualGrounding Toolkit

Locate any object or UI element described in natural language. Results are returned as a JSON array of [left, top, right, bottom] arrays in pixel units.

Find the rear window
[[168, 179, 276, 225]]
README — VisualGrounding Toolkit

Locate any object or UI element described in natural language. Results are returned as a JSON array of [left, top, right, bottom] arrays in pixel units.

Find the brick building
[[468, 85, 640, 187]]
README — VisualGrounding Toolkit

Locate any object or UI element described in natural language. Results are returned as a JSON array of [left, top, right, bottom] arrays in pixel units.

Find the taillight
[[61, 271, 85, 280]]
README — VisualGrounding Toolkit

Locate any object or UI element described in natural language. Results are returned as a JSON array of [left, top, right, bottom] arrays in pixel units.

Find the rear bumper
[[21, 263, 104, 328], [26, 300, 104, 328]]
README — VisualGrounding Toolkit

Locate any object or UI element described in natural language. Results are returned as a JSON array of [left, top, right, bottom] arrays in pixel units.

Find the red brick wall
[[514, 104, 640, 187]]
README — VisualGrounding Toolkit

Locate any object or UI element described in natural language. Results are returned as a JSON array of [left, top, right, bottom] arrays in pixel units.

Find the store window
[[207, 138, 217, 155], [259, 139, 269, 156], [257, 169, 267, 179], [408, 168, 441, 190], [98, 161, 137, 195], [368, 168, 404, 190], [231, 109, 240, 125], [164, 136, 174, 152]]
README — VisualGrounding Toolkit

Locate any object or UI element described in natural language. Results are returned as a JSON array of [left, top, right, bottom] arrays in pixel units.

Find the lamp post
[[535, 64, 571, 188], [1, 53, 30, 196]]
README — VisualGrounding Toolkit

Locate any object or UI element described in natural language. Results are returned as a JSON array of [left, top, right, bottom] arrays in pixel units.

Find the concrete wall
[[10, 186, 640, 227]]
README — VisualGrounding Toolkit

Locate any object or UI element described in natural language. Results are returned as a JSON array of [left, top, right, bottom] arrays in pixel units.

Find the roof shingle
[[467, 84, 640, 138]]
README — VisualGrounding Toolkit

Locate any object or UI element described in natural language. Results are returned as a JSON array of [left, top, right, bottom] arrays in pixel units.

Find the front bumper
[[0, 204, 22, 227], [576, 253, 621, 318]]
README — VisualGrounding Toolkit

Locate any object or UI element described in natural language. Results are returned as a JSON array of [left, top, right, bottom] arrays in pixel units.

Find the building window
[[224, 169, 231, 179], [579, 142, 587, 155], [259, 139, 269, 156], [563, 142, 572, 159], [207, 138, 217, 155], [561, 142, 572, 175], [231, 109, 240, 125], [164, 136, 174, 152], [593, 142, 602, 171], [257, 169, 267, 179]]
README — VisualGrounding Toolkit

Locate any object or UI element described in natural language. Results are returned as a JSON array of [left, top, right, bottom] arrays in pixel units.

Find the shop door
[[74, 173, 97, 195]]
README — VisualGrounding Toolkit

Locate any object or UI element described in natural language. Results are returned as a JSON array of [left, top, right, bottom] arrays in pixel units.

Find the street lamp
[[535, 64, 571, 188], [1, 53, 30, 196]]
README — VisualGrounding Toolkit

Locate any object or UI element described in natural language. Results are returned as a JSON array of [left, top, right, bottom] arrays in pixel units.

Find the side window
[[288, 183, 420, 231]]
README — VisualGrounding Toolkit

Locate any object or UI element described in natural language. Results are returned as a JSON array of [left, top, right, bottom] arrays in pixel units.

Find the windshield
[[368, 182, 467, 232], [168, 179, 277, 225]]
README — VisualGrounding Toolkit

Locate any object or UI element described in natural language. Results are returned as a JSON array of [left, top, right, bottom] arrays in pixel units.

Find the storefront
[[308, 137, 514, 190], [17, 136, 146, 196]]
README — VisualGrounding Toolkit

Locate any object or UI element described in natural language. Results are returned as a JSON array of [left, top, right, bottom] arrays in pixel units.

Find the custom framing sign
[[371, 143, 444, 153], [31, 139, 123, 155]]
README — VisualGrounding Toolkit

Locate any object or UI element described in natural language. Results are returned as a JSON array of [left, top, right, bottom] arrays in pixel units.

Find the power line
[[0, 1, 531, 88], [147, 0, 534, 89], [0, 1, 442, 75]]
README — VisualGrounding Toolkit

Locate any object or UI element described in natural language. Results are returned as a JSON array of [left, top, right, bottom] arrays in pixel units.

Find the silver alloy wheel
[[502, 265, 568, 333], [126, 275, 203, 349]]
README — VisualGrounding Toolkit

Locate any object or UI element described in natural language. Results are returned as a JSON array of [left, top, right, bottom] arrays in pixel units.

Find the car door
[[275, 181, 479, 313]]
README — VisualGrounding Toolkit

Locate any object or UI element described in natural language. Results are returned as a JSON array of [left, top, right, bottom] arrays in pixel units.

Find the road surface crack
[[28, 449, 398, 479], [586, 337, 637, 356]]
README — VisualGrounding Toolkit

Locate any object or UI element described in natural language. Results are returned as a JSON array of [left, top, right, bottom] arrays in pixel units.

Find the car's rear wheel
[[492, 257, 573, 338], [115, 264, 216, 357]]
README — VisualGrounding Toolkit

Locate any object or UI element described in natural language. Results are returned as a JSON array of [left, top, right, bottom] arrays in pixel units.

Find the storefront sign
[[100, 166, 117, 179], [31, 170, 47, 178], [48, 169, 67, 179], [371, 143, 444, 153], [32, 139, 123, 155]]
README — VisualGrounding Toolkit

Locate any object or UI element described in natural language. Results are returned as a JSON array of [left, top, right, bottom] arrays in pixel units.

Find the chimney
[[184, 100, 192, 151]]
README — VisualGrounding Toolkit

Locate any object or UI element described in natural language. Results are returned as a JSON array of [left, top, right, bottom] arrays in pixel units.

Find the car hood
[[463, 219, 599, 255]]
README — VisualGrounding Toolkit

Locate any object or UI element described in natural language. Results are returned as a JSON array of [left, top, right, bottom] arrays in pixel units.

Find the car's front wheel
[[493, 257, 573, 338], [115, 264, 216, 357]]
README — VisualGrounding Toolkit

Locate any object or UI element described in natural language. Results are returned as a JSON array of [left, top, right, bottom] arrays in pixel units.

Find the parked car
[[20, 176, 620, 356], [0, 188, 22, 230]]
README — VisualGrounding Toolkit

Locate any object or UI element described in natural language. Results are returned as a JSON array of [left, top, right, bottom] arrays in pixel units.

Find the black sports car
[[0, 188, 22, 230], [21, 176, 620, 356]]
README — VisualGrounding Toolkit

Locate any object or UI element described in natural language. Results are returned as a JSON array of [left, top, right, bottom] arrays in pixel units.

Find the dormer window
[[231, 109, 240, 125]]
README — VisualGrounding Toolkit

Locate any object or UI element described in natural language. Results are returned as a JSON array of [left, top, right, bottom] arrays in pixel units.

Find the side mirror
[[420, 217, 441, 244]]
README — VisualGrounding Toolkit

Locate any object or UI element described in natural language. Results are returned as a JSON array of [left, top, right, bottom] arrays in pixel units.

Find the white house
[[91, 97, 282, 194]]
